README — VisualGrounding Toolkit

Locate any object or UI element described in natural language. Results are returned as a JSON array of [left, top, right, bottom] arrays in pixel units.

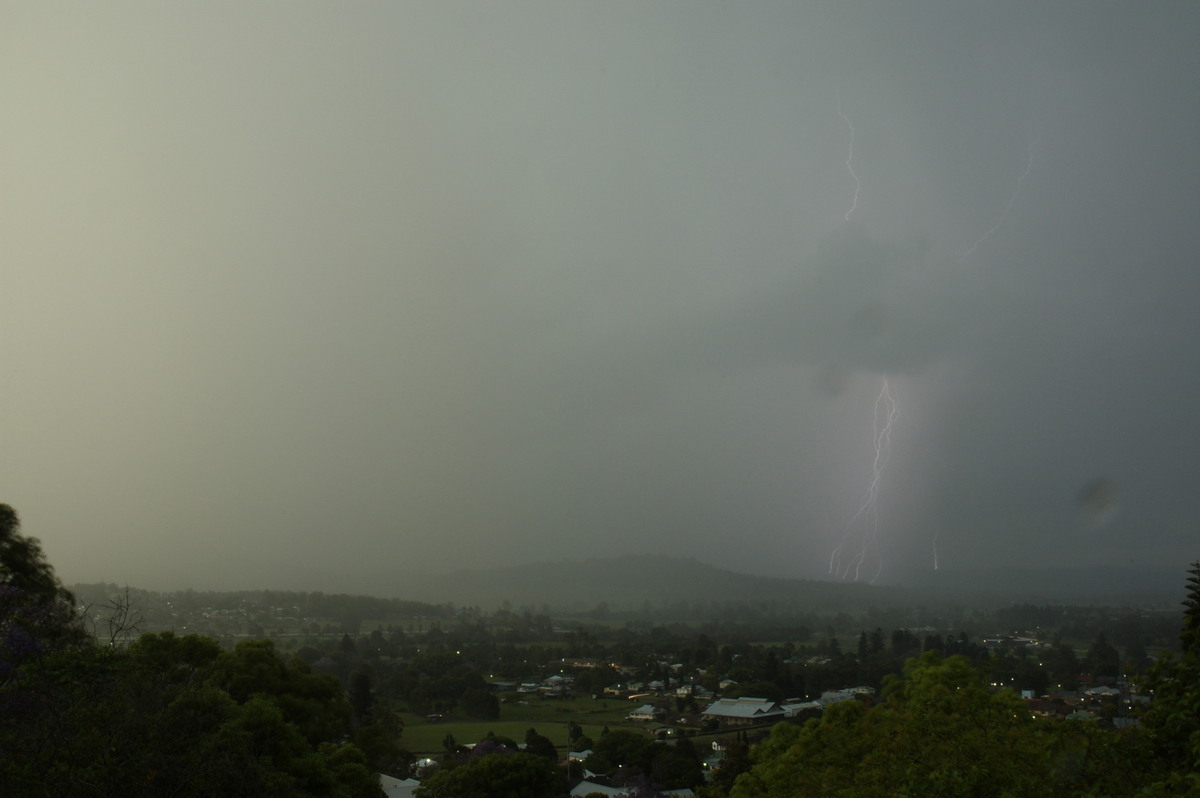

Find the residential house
[[627, 704, 667, 722]]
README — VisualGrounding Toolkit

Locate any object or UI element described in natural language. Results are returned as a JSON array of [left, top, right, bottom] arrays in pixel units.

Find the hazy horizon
[[64, 552, 1188, 609], [5, 3, 1199, 592]]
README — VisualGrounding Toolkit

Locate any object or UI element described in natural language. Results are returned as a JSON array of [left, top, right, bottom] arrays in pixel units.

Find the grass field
[[398, 695, 660, 753], [400, 718, 628, 753]]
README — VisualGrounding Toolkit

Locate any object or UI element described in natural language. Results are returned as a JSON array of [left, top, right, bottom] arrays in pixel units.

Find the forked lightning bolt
[[825, 97, 899, 582], [836, 94, 860, 222], [829, 377, 897, 583], [819, 100, 1039, 577]]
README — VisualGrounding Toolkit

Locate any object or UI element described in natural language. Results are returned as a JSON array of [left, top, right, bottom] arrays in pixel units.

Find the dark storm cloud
[[3, 2, 1199, 589]]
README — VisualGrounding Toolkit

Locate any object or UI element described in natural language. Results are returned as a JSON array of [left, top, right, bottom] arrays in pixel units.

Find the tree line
[[712, 562, 1200, 798], [6, 500, 1200, 797], [1, 504, 390, 797]]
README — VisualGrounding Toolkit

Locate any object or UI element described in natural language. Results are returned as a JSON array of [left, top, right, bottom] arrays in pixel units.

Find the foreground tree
[[1139, 560, 1200, 794], [0, 504, 74, 603], [727, 650, 1148, 798], [414, 750, 565, 798], [0, 505, 87, 691], [0, 504, 383, 798]]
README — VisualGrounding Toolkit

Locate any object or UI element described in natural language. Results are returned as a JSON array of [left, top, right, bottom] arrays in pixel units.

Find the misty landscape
[[4, 2, 1200, 796]]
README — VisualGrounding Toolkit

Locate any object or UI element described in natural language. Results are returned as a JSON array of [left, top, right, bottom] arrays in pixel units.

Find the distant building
[[781, 700, 823, 718], [569, 780, 694, 797], [701, 697, 784, 726], [627, 704, 666, 721], [380, 774, 419, 798], [818, 686, 873, 707], [570, 781, 624, 797]]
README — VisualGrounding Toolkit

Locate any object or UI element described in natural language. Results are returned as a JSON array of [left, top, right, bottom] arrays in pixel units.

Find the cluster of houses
[[1022, 683, 1144, 726], [503, 662, 879, 731], [695, 687, 875, 726], [618, 688, 875, 729], [385, 673, 1141, 797], [515, 674, 572, 698]]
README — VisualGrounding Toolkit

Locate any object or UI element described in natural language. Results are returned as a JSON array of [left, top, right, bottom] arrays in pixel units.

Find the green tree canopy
[[459, 686, 500, 719], [1140, 560, 1200, 793], [0, 504, 73, 603], [524, 731, 559, 760], [209, 638, 352, 745], [415, 751, 564, 798], [0, 507, 381, 797], [585, 728, 651, 774], [730, 652, 1077, 798]]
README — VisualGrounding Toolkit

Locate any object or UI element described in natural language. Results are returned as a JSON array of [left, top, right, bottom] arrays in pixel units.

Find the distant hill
[[362, 554, 887, 613], [358, 554, 1185, 613], [73, 555, 1185, 621]]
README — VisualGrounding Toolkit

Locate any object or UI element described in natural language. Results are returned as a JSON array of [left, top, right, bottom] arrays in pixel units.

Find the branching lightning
[[963, 138, 1036, 256], [836, 94, 860, 222], [817, 99, 1040, 578], [829, 377, 897, 583], [823, 96, 898, 582]]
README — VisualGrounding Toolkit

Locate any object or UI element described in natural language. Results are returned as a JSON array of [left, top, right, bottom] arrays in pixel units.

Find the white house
[[627, 704, 666, 721]]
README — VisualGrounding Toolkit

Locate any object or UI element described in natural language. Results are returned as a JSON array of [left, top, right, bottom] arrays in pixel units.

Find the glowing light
[[963, 138, 1036, 256], [829, 376, 897, 582], [836, 94, 860, 222]]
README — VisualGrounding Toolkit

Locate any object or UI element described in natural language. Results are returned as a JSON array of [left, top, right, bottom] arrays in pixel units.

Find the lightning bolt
[[963, 138, 1036, 256], [824, 97, 897, 583], [819, 102, 1038, 578], [836, 94, 860, 222], [829, 376, 897, 583]]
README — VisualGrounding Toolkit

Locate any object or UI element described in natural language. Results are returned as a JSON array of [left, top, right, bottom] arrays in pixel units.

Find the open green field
[[500, 695, 634, 722], [400, 715, 756, 758], [398, 695, 660, 753], [400, 718, 626, 754]]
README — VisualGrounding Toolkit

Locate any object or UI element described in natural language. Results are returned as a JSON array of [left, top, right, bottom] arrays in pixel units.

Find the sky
[[3, 2, 1199, 592]]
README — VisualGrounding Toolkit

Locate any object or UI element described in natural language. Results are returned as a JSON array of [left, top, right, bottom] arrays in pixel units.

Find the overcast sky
[[4, 2, 1198, 592]]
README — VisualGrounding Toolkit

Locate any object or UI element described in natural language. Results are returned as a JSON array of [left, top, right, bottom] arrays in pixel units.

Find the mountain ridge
[[355, 554, 1183, 611]]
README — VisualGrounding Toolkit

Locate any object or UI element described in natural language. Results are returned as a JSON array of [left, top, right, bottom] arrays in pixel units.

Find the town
[[60, 578, 1183, 796]]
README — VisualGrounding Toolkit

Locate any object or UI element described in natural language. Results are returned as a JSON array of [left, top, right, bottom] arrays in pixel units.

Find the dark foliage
[[0, 504, 382, 798]]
